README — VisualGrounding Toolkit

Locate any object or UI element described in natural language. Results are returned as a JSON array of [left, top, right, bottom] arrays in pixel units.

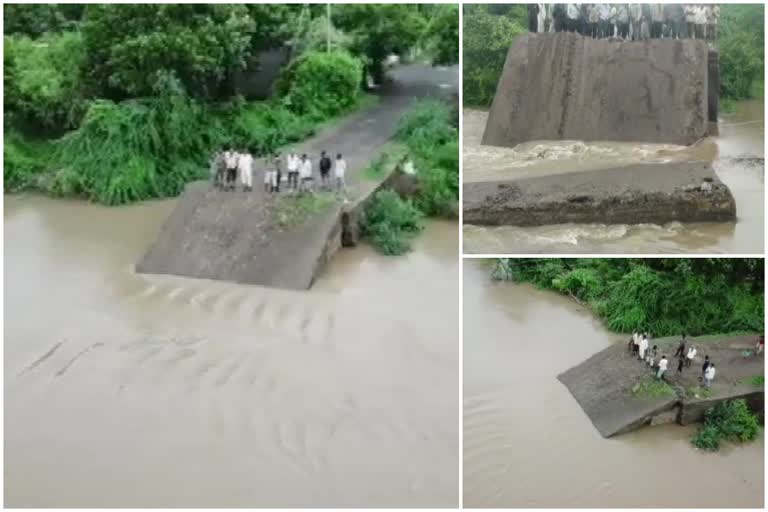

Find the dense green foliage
[[719, 4, 764, 101], [276, 51, 362, 119], [395, 100, 459, 216], [80, 4, 256, 100], [53, 79, 224, 205], [361, 189, 424, 255], [691, 399, 761, 451], [3, 3, 83, 37], [4, 32, 86, 131], [333, 4, 427, 82], [462, 4, 526, 107], [4, 4, 456, 207], [492, 259, 764, 337], [423, 4, 460, 66]]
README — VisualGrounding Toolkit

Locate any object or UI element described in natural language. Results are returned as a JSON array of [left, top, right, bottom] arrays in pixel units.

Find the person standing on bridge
[[273, 152, 283, 193], [615, 4, 629, 39], [649, 4, 664, 39], [707, 5, 720, 43], [238, 147, 254, 192], [674, 334, 687, 358], [224, 146, 239, 191], [648, 344, 658, 367], [701, 355, 711, 379], [587, 4, 600, 38], [598, 4, 611, 38], [565, 4, 580, 33], [286, 151, 299, 191], [704, 363, 716, 388], [656, 355, 668, 380], [319, 150, 333, 190], [638, 334, 649, 361], [334, 153, 347, 192], [299, 154, 314, 193], [685, 345, 697, 368], [694, 5, 708, 40], [664, 3, 686, 39], [685, 4, 697, 39], [629, 4, 643, 40]]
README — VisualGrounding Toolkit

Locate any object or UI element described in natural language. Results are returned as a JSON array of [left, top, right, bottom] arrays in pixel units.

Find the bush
[[692, 399, 761, 451], [492, 259, 764, 337], [227, 101, 315, 156], [54, 80, 225, 205], [362, 189, 423, 255], [4, 32, 86, 131], [720, 32, 763, 100], [395, 100, 459, 216], [463, 6, 527, 107], [277, 51, 363, 119], [3, 133, 54, 191]]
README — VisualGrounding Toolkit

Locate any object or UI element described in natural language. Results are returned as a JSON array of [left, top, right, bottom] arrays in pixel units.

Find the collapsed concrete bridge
[[482, 32, 718, 147]]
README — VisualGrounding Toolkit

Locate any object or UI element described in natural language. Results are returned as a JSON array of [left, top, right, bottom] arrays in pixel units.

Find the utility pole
[[326, 3, 331, 53]]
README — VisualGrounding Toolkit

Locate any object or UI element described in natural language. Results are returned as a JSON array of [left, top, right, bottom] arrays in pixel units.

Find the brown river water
[[4, 195, 459, 507], [463, 99, 764, 254], [463, 261, 764, 508]]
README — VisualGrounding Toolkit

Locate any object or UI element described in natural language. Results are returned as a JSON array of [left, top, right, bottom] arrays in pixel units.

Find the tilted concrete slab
[[483, 32, 710, 147], [463, 161, 736, 227]]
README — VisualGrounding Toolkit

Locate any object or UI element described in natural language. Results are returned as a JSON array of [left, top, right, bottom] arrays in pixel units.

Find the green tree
[[3, 4, 82, 37], [719, 4, 764, 100], [80, 4, 257, 99], [462, 5, 526, 106], [333, 4, 427, 82], [422, 4, 459, 66]]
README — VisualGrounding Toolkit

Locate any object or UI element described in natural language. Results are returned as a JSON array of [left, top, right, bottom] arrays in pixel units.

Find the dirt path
[[137, 64, 458, 289]]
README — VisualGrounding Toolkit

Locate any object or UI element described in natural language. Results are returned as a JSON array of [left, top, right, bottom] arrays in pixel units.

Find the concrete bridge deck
[[136, 64, 458, 289], [558, 333, 764, 437]]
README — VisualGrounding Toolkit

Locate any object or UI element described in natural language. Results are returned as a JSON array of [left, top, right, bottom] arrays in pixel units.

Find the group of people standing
[[530, 4, 720, 42], [629, 332, 716, 387], [211, 148, 348, 194]]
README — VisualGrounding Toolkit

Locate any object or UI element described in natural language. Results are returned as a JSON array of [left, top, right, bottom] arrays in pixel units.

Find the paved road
[[137, 64, 458, 289]]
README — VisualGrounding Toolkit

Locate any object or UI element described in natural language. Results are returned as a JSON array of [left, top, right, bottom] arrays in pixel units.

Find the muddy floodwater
[[463, 100, 764, 254], [463, 261, 764, 508], [4, 195, 459, 507]]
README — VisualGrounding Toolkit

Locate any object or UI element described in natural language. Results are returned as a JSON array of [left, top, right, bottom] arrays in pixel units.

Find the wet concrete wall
[[482, 32, 711, 147]]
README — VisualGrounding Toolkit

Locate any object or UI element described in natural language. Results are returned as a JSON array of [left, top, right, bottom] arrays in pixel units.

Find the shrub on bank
[[492, 259, 764, 337], [361, 189, 423, 255], [395, 99, 459, 216], [54, 79, 225, 205], [692, 399, 761, 451], [277, 50, 363, 119]]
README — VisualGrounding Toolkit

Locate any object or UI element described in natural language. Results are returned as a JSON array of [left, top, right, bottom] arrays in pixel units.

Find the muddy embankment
[[463, 161, 736, 227]]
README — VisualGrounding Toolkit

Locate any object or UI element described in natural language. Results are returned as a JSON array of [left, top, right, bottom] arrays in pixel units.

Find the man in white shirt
[[656, 355, 668, 380], [334, 153, 347, 192], [299, 154, 313, 193], [704, 364, 716, 388], [286, 151, 299, 191], [638, 334, 649, 361], [224, 147, 239, 191], [238, 148, 253, 192], [685, 345, 697, 368]]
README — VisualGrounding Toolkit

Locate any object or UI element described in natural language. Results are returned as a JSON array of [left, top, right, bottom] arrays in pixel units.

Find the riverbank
[[463, 261, 764, 508]]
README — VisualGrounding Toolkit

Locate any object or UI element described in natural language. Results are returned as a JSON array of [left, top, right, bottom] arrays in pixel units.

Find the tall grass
[[493, 259, 764, 337], [361, 189, 424, 255]]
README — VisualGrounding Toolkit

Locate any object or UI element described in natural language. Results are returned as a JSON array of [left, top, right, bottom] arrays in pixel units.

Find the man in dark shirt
[[674, 334, 687, 358], [319, 150, 332, 190]]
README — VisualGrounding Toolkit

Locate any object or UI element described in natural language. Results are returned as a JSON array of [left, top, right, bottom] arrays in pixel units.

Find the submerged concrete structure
[[482, 32, 713, 147], [463, 161, 736, 227], [558, 334, 764, 438]]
